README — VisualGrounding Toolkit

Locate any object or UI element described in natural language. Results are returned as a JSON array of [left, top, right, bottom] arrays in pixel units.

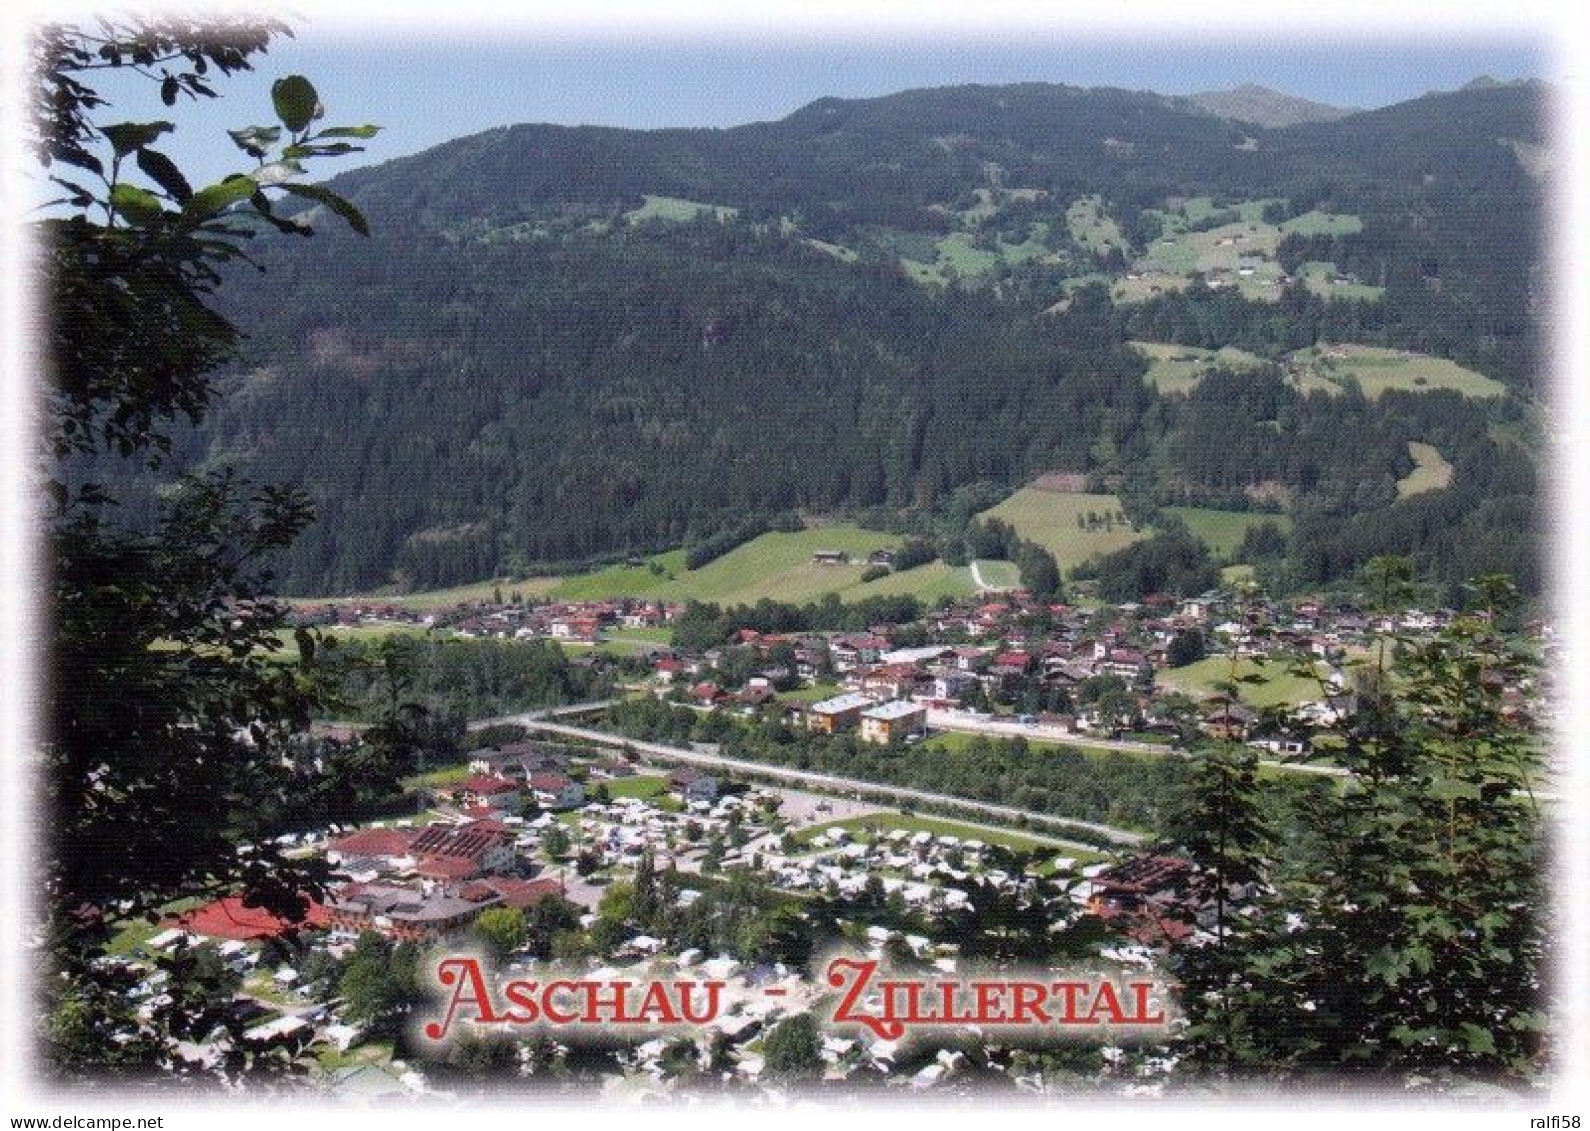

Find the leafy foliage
[[35, 16, 376, 1080]]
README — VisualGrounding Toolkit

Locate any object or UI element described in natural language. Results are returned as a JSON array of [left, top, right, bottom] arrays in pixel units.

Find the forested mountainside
[[132, 79, 1547, 595]]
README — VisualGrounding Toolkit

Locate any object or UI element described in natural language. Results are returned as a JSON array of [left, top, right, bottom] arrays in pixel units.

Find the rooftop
[[810, 692, 876, 714], [862, 700, 927, 721]]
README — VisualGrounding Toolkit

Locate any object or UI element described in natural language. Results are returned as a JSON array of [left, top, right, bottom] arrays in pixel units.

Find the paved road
[[480, 700, 1558, 810], [499, 714, 1145, 847], [927, 709, 1563, 803], [925, 708, 1352, 779]]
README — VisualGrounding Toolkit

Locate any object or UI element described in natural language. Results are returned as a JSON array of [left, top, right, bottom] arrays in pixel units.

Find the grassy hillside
[[982, 485, 1295, 574], [844, 561, 980, 603], [296, 528, 982, 611], [550, 525, 984, 607], [1165, 507, 1292, 558], [307, 498, 1293, 610], [1131, 340, 1267, 394], [1066, 195, 1129, 255], [1131, 339, 1502, 401], [1291, 344, 1506, 399], [1397, 441, 1455, 497], [1297, 260, 1386, 302], [979, 489, 1151, 572], [1157, 655, 1330, 707], [625, 194, 739, 223], [1123, 197, 1362, 304]]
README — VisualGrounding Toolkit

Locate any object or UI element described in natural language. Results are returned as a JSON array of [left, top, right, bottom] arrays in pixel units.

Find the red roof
[[473, 876, 563, 908], [329, 827, 418, 859], [529, 772, 575, 792], [171, 895, 329, 941], [456, 774, 518, 795], [414, 855, 478, 880]]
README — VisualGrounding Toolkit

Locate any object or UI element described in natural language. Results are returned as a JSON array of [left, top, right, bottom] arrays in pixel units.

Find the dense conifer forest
[[97, 79, 1547, 596]]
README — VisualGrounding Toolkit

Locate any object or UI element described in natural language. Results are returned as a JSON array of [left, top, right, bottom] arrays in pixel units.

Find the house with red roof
[[170, 894, 330, 942], [439, 774, 521, 810], [528, 771, 584, 811], [990, 650, 1033, 676], [327, 827, 420, 870], [409, 820, 515, 876]]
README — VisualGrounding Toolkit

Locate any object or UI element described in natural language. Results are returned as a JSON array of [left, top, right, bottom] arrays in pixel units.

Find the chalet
[[829, 634, 887, 671], [924, 670, 977, 704], [691, 681, 726, 707], [327, 827, 419, 870], [324, 882, 495, 944], [620, 604, 667, 629], [668, 768, 719, 803], [736, 682, 777, 708], [549, 616, 602, 642], [806, 691, 875, 734], [443, 774, 520, 810], [410, 820, 515, 877], [590, 757, 638, 779], [1200, 699, 1258, 741], [1099, 647, 1150, 681], [859, 700, 927, 745], [812, 549, 850, 565], [468, 745, 567, 779], [856, 662, 924, 700], [654, 657, 683, 684], [1085, 855, 1198, 947], [462, 875, 563, 909], [990, 650, 1033, 677], [866, 549, 896, 567], [792, 646, 825, 681], [528, 771, 585, 811], [950, 647, 990, 673]]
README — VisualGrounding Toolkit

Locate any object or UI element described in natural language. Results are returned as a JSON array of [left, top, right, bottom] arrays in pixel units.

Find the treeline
[[669, 593, 926, 653], [1075, 524, 1221, 602], [113, 80, 1545, 599], [683, 512, 803, 570], [202, 223, 1143, 593], [601, 696, 1194, 834], [313, 634, 610, 722]]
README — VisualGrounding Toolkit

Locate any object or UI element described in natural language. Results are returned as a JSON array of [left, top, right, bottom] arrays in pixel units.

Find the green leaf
[[109, 183, 164, 223], [271, 76, 322, 133], [315, 125, 382, 139], [282, 142, 362, 159], [1458, 1022, 1497, 1055], [182, 175, 257, 223], [102, 121, 174, 157], [278, 183, 370, 236], [227, 126, 282, 159], [134, 148, 192, 202]]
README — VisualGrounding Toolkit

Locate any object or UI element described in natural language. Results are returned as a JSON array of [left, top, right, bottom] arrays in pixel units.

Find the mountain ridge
[[1187, 83, 1353, 128], [164, 78, 1547, 595]]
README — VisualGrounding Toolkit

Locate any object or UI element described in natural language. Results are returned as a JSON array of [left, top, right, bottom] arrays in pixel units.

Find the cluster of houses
[[631, 589, 1544, 750], [292, 595, 678, 646], [643, 591, 1370, 744]]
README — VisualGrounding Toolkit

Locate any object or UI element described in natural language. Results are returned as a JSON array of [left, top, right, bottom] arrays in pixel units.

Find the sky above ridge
[[65, 26, 1549, 191]]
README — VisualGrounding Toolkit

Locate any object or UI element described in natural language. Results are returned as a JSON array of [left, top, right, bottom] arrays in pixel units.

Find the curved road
[[499, 713, 1144, 847], [487, 700, 1559, 812]]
